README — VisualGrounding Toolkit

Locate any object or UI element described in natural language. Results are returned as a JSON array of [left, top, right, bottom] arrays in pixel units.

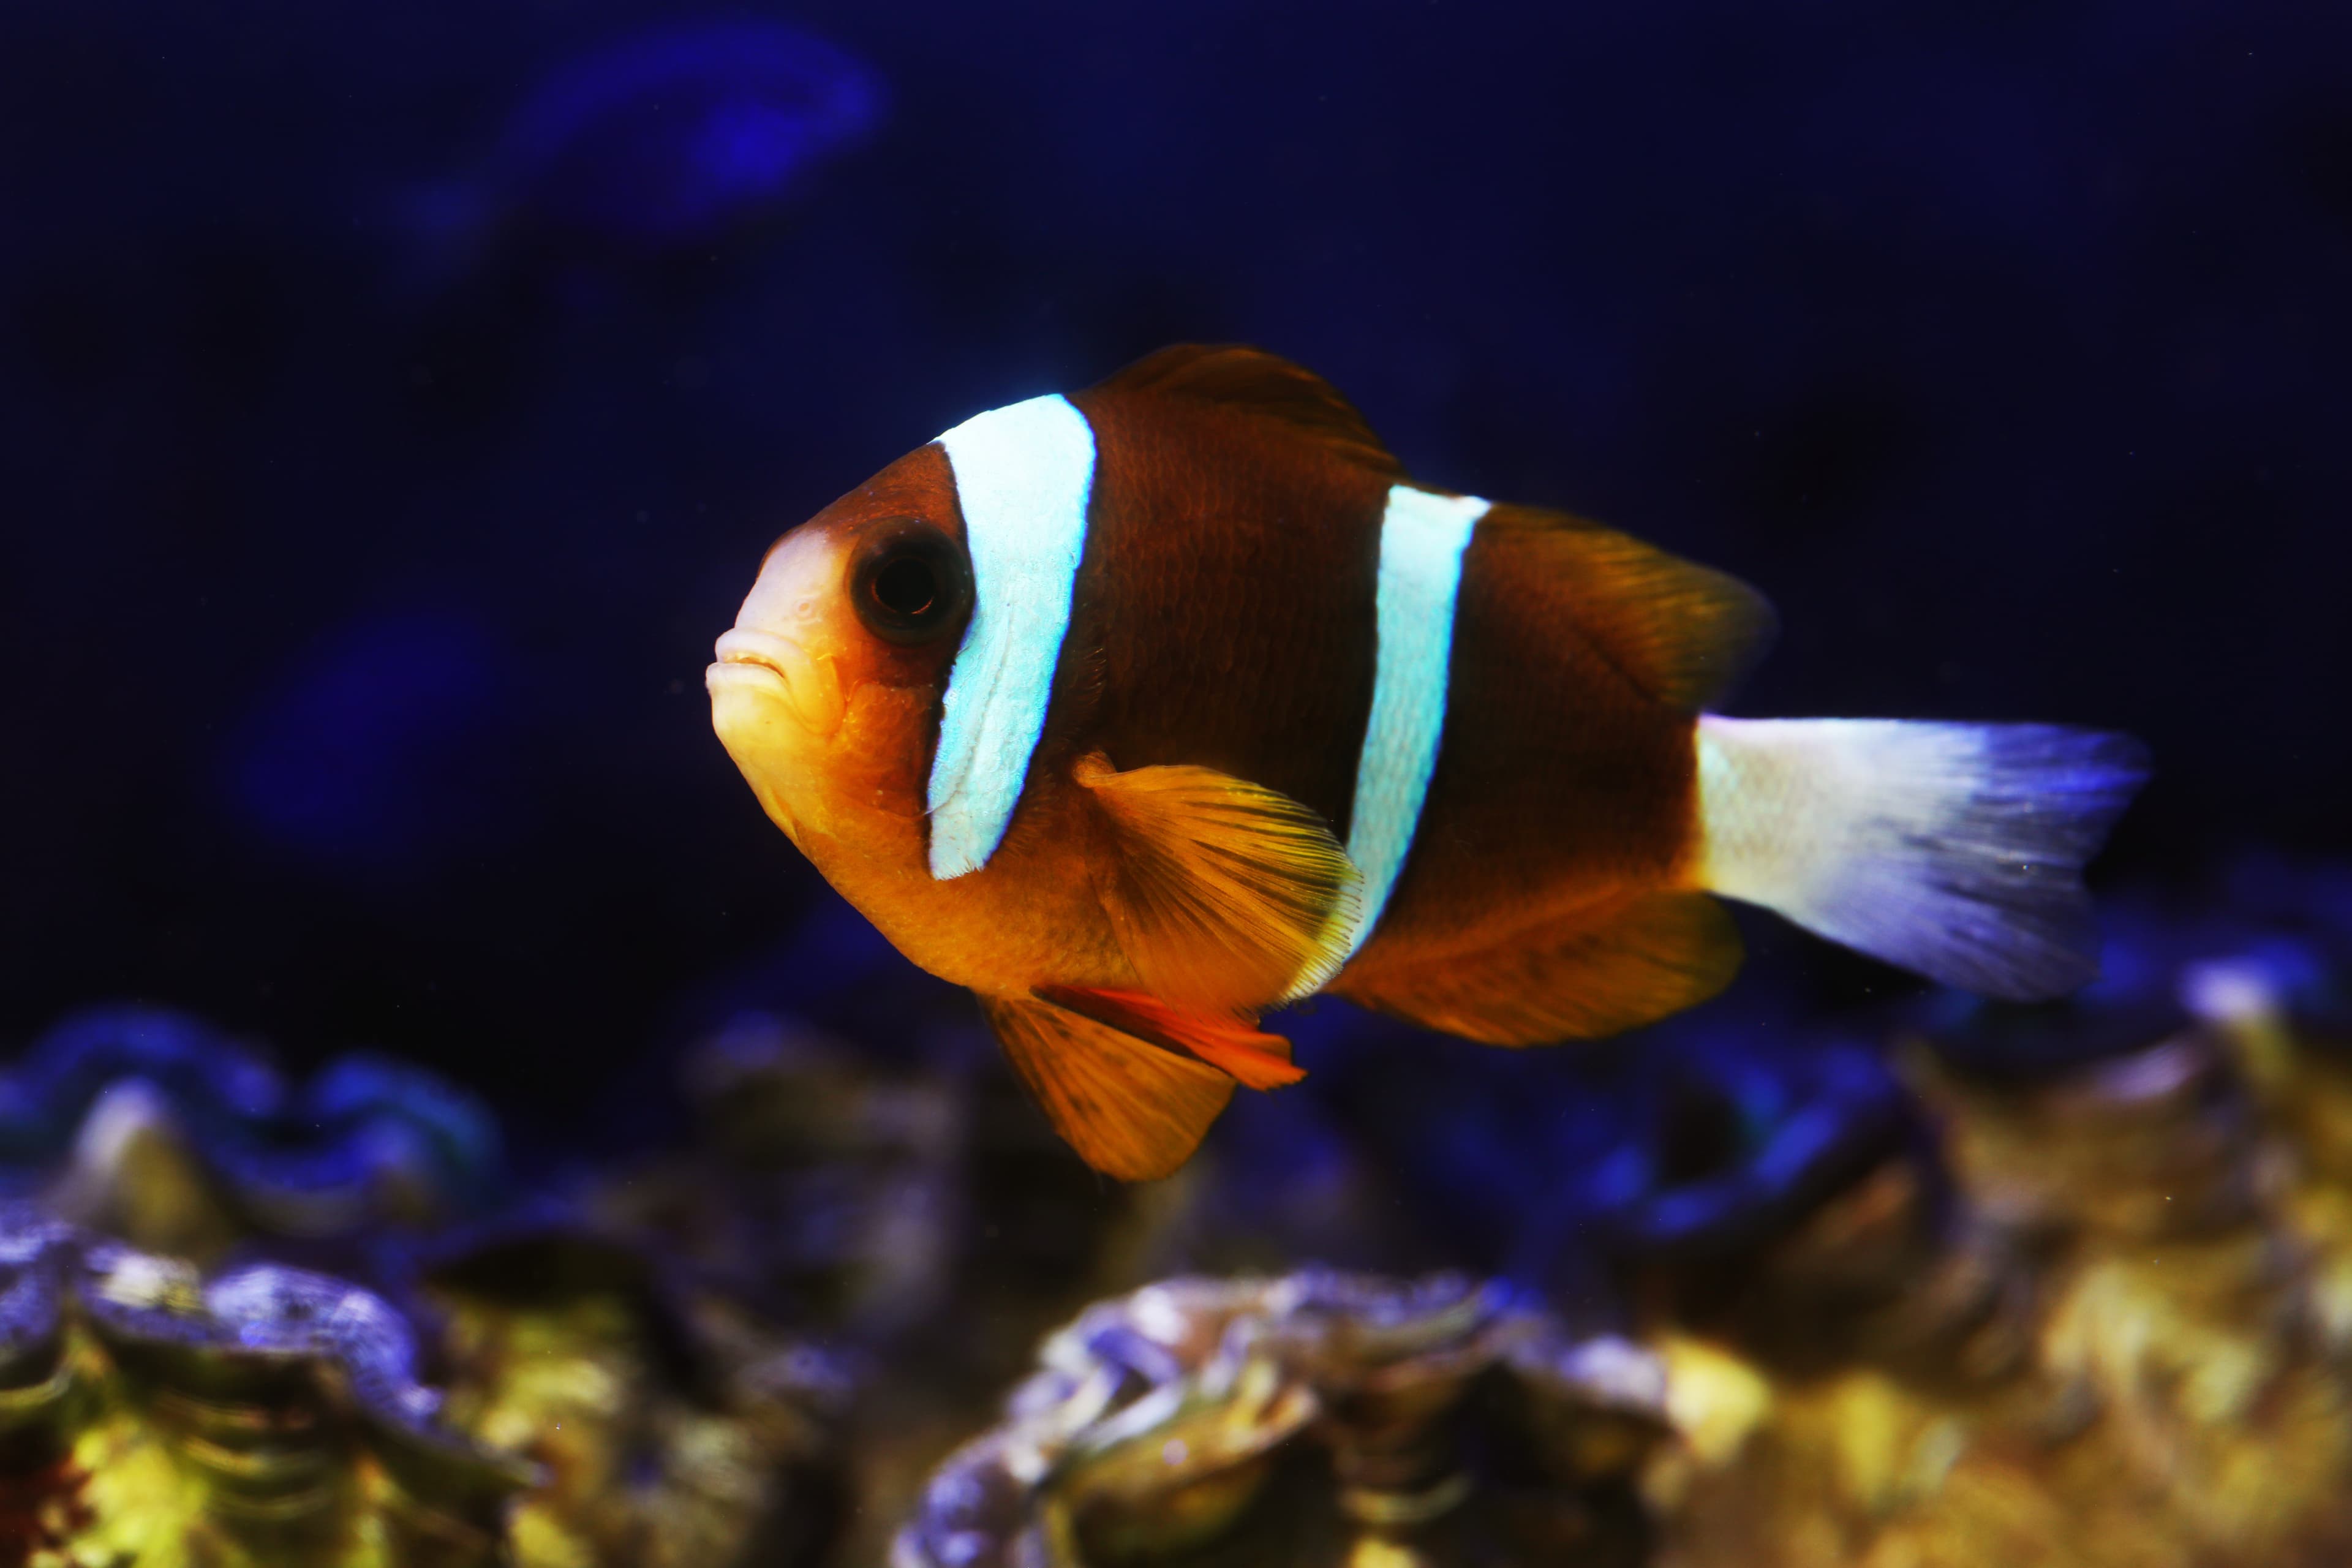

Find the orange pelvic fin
[[1036, 986, 1308, 1091], [1480, 509, 1778, 711], [1339, 890, 1744, 1045], [1074, 753, 1362, 1012], [1092, 344, 1403, 475], [981, 993, 1234, 1182]]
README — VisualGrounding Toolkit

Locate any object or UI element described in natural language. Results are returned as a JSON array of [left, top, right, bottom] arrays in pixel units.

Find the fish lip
[[709, 627, 845, 737]]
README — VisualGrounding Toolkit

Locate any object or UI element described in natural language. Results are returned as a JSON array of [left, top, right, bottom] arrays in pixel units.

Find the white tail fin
[[1694, 717, 2148, 1000]]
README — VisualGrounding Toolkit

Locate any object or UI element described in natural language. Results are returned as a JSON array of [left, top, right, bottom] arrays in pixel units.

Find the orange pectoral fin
[[1074, 753, 1362, 1014], [980, 993, 1235, 1181], [1036, 986, 1308, 1091]]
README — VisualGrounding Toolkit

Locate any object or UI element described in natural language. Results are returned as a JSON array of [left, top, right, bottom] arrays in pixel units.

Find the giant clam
[[892, 1269, 1668, 1567]]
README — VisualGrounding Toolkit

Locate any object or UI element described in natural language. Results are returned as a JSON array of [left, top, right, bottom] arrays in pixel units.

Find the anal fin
[[1036, 986, 1307, 1090], [981, 993, 1234, 1181], [1335, 890, 1744, 1044]]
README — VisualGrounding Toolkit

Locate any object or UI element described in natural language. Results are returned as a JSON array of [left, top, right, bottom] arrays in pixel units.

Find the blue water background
[[0, 1, 2343, 1172]]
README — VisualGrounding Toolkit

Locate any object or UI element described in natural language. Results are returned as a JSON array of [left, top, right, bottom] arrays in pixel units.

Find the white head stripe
[[1339, 486, 1491, 955], [925, 393, 1097, 880]]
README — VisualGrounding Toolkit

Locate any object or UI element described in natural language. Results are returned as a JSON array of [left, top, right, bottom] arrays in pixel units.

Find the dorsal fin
[[1480, 507, 1779, 711], [1095, 344, 1403, 475]]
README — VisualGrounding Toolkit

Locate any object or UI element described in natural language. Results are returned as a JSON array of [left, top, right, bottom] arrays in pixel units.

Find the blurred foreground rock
[[0, 1206, 844, 1566], [892, 879, 2352, 1566], [1639, 901, 2352, 1567], [9, 864, 2352, 1564], [0, 1204, 532, 1566]]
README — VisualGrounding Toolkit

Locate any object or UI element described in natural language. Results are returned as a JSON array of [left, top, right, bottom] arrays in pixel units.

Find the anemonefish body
[[708, 346, 2147, 1179]]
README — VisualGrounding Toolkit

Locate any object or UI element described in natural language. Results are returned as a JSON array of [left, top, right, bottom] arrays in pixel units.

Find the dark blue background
[[2, 0, 2342, 1138]]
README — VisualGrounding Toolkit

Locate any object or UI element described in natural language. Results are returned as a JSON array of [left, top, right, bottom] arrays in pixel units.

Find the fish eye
[[851, 522, 971, 645]]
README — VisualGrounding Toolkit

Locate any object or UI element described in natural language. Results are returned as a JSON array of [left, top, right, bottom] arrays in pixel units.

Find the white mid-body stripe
[[1337, 486, 1491, 959], [925, 393, 1097, 880]]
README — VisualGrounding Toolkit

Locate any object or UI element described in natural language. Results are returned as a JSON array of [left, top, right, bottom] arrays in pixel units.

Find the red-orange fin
[[1336, 890, 1744, 1044], [1480, 508, 1777, 712], [1075, 753, 1362, 1013], [980, 994, 1234, 1181], [1093, 344, 1403, 476], [1036, 986, 1308, 1091]]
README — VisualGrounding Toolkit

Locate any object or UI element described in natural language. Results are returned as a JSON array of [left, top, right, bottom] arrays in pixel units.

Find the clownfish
[[707, 346, 2147, 1180]]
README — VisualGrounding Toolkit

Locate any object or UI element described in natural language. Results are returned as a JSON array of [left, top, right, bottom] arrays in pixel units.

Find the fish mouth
[[707, 627, 845, 738]]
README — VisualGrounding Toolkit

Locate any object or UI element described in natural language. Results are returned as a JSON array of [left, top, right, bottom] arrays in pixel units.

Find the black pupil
[[873, 554, 939, 619]]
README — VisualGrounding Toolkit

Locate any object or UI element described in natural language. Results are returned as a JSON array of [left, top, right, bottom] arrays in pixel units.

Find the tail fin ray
[[1694, 717, 2148, 1000]]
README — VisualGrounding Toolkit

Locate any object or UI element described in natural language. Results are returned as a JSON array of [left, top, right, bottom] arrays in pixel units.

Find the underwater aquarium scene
[[2, 0, 2348, 1562]]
